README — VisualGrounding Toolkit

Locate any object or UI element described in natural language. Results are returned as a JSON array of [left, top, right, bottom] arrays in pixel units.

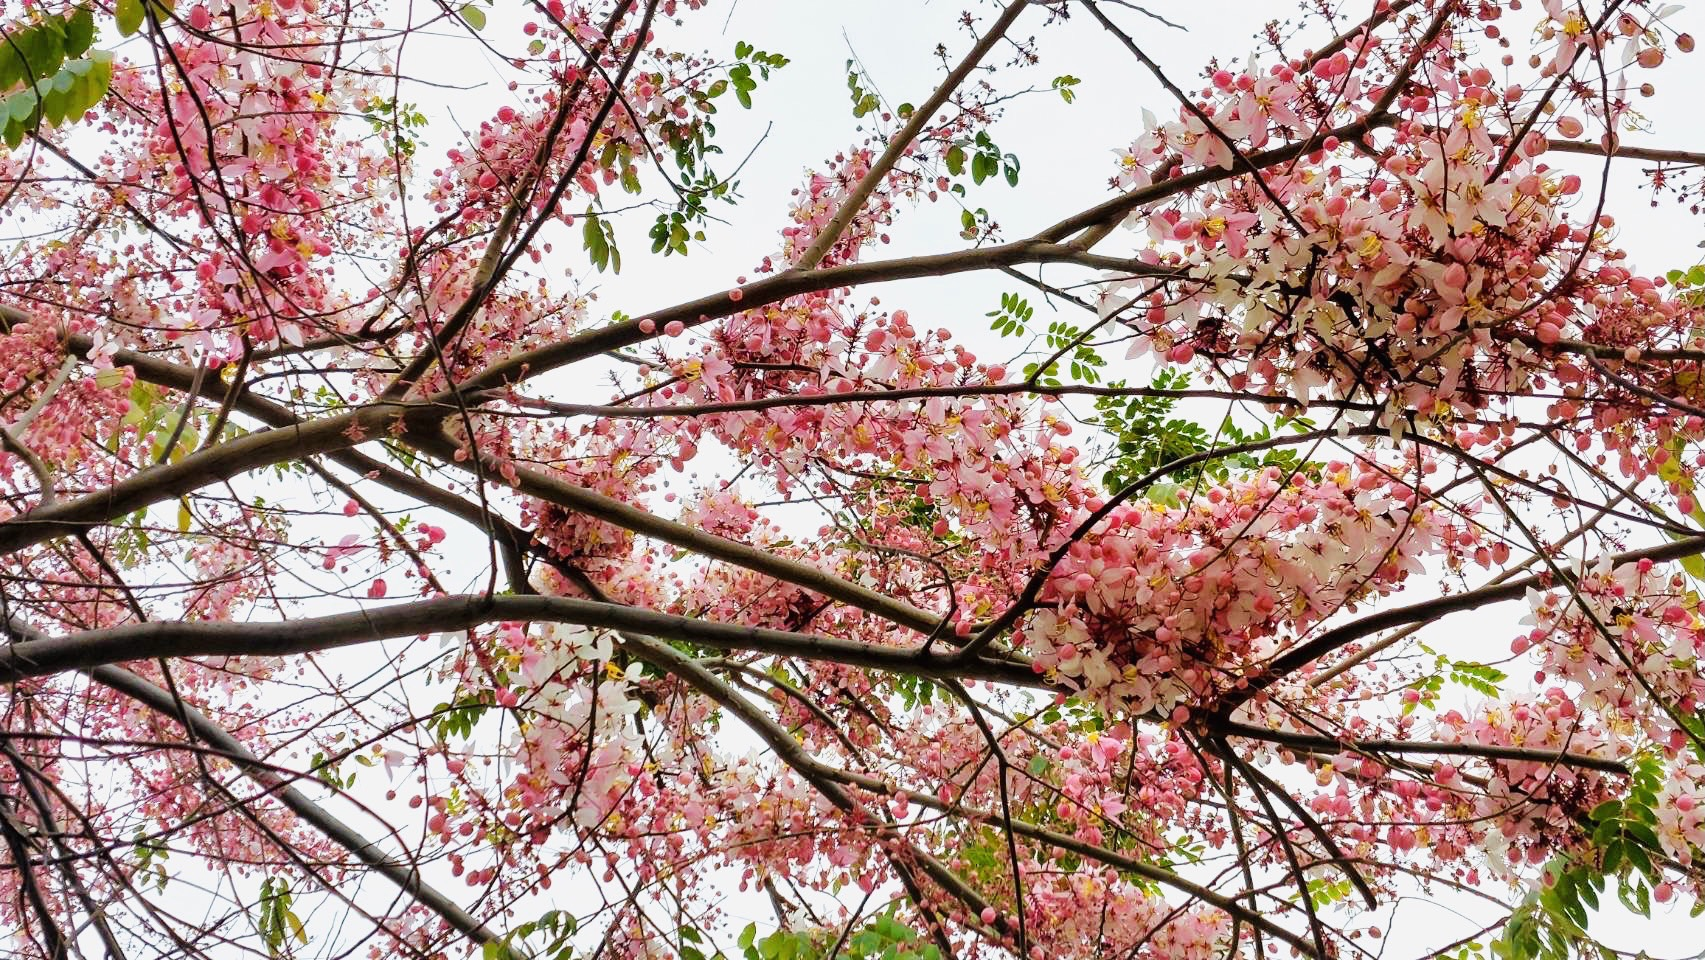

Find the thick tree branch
[[0, 594, 1037, 687], [404, 429, 951, 635]]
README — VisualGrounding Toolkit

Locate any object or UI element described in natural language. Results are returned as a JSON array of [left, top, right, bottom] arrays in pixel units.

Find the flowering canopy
[[1, 0, 1704, 958]]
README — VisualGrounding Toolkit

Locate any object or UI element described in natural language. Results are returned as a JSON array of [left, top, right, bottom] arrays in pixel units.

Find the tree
[[0, 0, 1703, 956]]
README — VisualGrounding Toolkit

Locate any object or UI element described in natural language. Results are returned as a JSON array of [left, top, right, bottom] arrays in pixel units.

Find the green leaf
[[41, 85, 66, 125], [1595, 842, 1623, 879], [458, 3, 486, 30], [284, 908, 308, 945], [84, 51, 112, 110], [0, 35, 19, 92], [64, 7, 95, 57], [7, 86, 37, 122], [116, 0, 145, 37], [583, 211, 619, 272], [1680, 548, 1705, 581], [971, 151, 992, 184], [19, 20, 66, 84], [1623, 840, 1653, 878], [1625, 820, 1663, 854], [945, 144, 965, 177]]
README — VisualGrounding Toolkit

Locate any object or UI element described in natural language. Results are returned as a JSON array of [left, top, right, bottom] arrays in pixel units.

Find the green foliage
[[1051, 75, 1081, 104], [956, 825, 1010, 880], [957, 205, 991, 239], [483, 910, 577, 960], [1041, 320, 1108, 385], [255, 878, 308, 956], [112, 0, 174, 38], [1303, 875, 1355, 911], [586, 43, 785, 268], [677, 923, 718, 960], [1494, 755, 1699, 960], [428, 688, 496, 743], [1496, 860, 1612, 960], [835, 911, 941, 960], [584, 210, 622, 272], [457, 1, 488, 31], [308, 737, 377, 790], [0, 6, 112, 149], [1446, 660, 1508, 697], [1664, 263, 1705, 309], [896, 494, 948, 538], [987, 291, 1034, 339], [114, 0, 144, 37], [359, 96, 429, 157], [1094, 370, 1314, 496], [309, 750, 353, 789], [731, 42, 787, 108], [131, 828, 170, 892], [989, 291, 1108, 387], [845, 61, 881, 119], [1674, 705, 1705, 766], [732, 907, 942, 960], [1094, 370, 1212, 492], [1402, 647, 1509, 714], [1654, 434, 1705, 582], [1034, 695, 1104, 734], [1590, 754, 1670, 886], [111, 509, 152, 567], [945, 130, 1019, 188], [648, 207, 700, 258], [893, 673, 941, 710]]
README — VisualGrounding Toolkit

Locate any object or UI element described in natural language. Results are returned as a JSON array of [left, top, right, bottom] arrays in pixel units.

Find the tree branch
[[792, 0, 1031, 270], [0, 594, 1038, 687]]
